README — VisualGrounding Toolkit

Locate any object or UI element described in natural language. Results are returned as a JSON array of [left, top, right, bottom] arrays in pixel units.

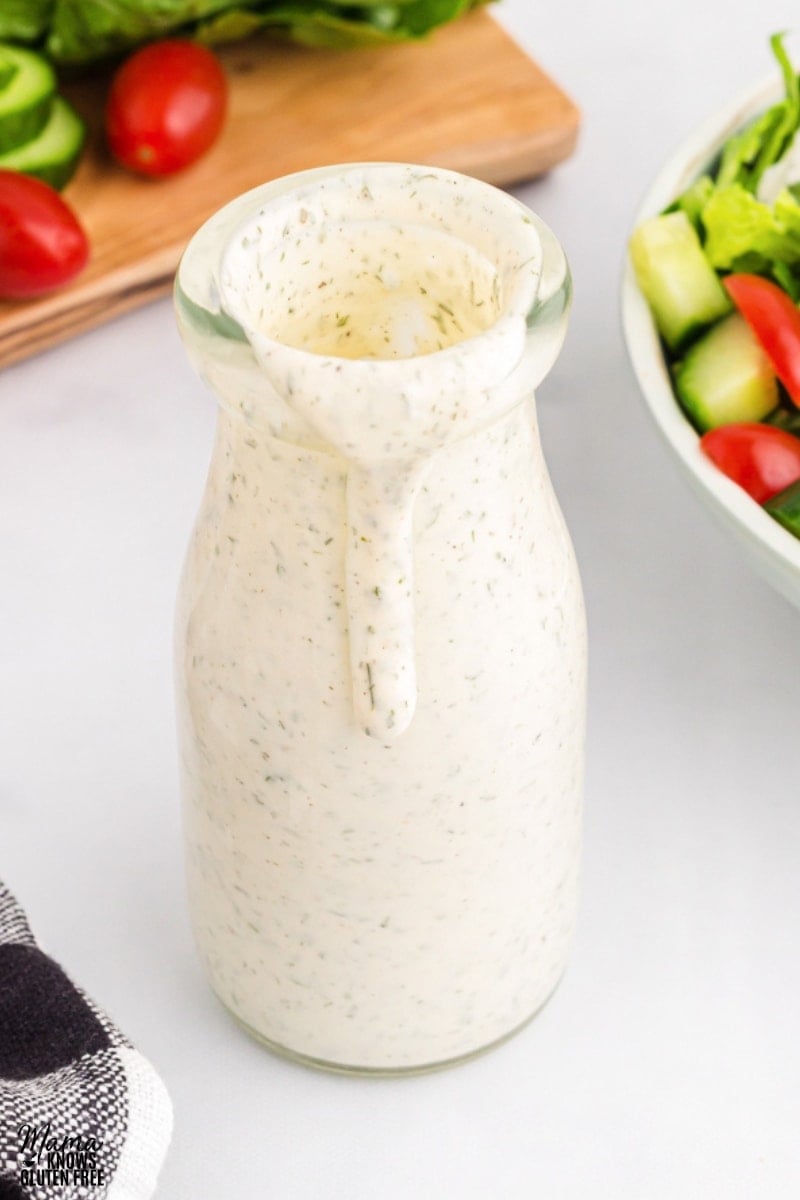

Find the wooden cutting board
[[0, 10, 579, 369]]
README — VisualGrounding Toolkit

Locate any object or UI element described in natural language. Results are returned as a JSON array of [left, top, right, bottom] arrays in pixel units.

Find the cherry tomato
[[0, 170, 89, 299], [700, 422, 800, 503], [724, 274, 800, 408], [106, 40, 227, 177]]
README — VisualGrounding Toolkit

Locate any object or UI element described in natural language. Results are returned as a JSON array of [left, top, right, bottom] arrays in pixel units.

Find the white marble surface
[[2, 2, 800, 1196]]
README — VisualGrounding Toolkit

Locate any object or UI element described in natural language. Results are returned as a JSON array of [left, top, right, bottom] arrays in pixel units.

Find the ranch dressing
[[174, 165, 586, 1073]]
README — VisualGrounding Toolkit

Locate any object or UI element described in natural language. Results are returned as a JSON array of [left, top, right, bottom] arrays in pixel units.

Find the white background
[[2, 2, 800, 1196]]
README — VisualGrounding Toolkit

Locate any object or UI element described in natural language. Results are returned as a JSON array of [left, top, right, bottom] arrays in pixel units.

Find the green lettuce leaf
[[702, 183, 800, 286], [46, 0, 248, 63], [772, 261, 800, 302], [385, 0, 474, 37], [199, 1, 474, 48], [703, 185, 790, 269], [664, 33, 800, 301], [715, 32, 800, 192], [0, 0, 54, 42], [199, 6, 410, 50], [195, 10, 267, 44], [45, 0, 487, 63]]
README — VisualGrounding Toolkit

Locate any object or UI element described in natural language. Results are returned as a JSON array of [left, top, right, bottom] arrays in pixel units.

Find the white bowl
[[621, 74, 800, 611]]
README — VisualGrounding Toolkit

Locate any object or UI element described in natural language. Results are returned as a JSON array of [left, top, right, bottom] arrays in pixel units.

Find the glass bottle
[[174, 163, 586, 1074]]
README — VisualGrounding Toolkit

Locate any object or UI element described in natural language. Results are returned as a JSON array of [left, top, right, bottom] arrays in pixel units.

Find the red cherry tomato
[[106, 40, 227, 177], [700, 422, 800, 503], [0, 170, 89, 299], [724, 274, 800, 408]]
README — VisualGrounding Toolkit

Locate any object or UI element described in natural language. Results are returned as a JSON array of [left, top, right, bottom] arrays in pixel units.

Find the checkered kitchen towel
[[0, 882, 172, 1199]]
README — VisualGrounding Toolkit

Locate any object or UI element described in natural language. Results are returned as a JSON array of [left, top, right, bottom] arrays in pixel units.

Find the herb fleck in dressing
[[175, 165, 586, 1072]]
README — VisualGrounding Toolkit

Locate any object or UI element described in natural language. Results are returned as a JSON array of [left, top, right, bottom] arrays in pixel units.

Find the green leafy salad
[[630, 33, 800, 541], [676, 34, 800, 294], [0, 0, 488, 64]]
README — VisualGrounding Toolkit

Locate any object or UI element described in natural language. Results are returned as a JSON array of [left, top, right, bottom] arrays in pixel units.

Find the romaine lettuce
[[702, 184, 800, 272], [715, 34, 800, 193], [197, 1, 475, 50], [0, 0, 53, 43], [39, 0, 487, 63], [671, 33, 800, 296]]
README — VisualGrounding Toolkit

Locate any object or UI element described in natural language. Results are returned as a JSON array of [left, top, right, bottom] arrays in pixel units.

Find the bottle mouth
[[208, 165, 547, 460], [176, 163, 569, 460], [217, 164, 543, 374]]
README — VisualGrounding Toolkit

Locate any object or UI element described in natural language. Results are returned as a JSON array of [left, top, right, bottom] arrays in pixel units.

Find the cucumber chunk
[[765, 478, 800, 538], [629, 210, 732, 350], [674, 312, 779, 430], [0, 43, 55, 154], [0, 96, 86, 190]]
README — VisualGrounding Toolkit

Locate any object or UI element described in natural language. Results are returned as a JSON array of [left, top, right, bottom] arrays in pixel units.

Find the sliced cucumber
[[629, 210, 732, 351], [0, 96, 86, 190], [765, 478, 800, 538], [673, 313, 779, 431], [0, 43, 55, 154]]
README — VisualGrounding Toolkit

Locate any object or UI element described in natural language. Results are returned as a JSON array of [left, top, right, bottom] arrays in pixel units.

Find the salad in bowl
[[623, 34, 800, 608]]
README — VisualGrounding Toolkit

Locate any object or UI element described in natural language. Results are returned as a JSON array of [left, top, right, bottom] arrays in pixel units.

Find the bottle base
[[213, 972, 566, 1078]]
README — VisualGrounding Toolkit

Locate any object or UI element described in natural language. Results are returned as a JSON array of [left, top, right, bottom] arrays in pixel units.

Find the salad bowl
[[622, 73, 800, 612]]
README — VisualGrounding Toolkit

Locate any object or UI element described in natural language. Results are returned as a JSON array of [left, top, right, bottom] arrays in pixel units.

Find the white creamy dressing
[[175, 166, 586, 1071], [253, 221, 500, 359]]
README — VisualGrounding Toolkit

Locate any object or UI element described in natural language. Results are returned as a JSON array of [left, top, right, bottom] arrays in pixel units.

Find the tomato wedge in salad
[[700, 422, 800, 503], [724, 274, 800, 409]]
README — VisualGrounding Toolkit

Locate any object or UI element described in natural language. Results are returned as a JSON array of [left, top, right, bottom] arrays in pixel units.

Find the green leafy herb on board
[[0, 1, 54, 45], [199, 2, 479, 51], [13, 0, 491, 65]]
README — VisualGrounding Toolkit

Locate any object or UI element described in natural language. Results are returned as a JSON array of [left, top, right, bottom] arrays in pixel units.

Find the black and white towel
[[0, 882, 172, 1199]]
